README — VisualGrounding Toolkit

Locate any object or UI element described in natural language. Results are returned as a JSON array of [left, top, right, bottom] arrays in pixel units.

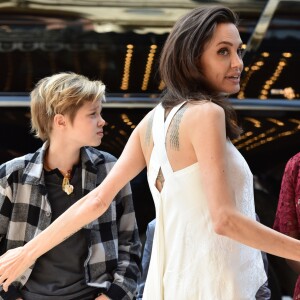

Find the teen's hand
[[0, 247, 34, 291]]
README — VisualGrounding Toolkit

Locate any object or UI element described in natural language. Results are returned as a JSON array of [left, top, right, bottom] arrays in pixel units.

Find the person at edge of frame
[[0, 72, 141, 300], [274, 152, 300, 300]]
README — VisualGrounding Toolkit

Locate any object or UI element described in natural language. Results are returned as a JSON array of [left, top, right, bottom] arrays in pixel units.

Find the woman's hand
[[0, 246, 34, 291]]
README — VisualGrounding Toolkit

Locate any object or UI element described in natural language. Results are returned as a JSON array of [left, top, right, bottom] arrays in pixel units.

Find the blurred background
[[1, 0, 300, 298]]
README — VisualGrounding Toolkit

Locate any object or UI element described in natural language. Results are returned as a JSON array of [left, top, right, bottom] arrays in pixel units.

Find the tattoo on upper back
[[145, 111, 154, 146], [169, 105, 188, 150]]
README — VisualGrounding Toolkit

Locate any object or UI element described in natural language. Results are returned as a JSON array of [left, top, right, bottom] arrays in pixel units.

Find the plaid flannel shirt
[[0, 142, 141, 300]]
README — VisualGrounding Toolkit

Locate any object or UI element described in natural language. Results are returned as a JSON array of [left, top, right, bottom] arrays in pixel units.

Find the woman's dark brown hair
[[159, 6, 242, 139]]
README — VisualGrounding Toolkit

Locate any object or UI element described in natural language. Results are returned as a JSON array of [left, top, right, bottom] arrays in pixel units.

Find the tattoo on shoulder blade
[[169, 105, 187, 150], [145, 111, 154, 146]]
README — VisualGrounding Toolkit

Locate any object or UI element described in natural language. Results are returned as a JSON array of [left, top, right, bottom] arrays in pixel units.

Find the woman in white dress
[[0, 6, 300, 300]]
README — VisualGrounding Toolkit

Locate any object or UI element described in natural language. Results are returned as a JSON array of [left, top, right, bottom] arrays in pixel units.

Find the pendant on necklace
[[62, 170, 74, 195]]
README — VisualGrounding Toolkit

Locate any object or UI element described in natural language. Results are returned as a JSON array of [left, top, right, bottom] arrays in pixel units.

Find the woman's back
[[140, 101, 214, 175], [140, 102, 267, 299]]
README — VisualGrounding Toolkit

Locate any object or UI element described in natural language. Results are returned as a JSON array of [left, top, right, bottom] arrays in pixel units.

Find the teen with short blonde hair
[[0, 72, 141, 300]]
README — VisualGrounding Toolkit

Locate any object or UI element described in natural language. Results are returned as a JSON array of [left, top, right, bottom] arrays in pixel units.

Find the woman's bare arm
[[0, 126, 146, 291], [189, 102, 300, 261], [285, 233, 300, 274]]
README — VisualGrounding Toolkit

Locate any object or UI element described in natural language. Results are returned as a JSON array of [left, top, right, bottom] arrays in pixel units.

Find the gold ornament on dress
[[62, 170, 74, 195]]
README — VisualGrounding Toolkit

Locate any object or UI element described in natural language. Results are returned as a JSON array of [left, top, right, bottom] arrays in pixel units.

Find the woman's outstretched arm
[[0, 126, 146, 291], [190, 102, 300, 261]]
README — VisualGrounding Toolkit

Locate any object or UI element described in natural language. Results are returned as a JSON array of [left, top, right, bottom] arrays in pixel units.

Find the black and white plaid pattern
[[0, 142, 141, 300]]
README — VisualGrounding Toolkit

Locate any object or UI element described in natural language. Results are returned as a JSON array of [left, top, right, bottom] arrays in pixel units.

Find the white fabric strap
[[152, 102, 186, 176]]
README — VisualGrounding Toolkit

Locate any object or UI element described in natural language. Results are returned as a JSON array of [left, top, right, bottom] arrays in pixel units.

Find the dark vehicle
[[1, 0, 300, 298]]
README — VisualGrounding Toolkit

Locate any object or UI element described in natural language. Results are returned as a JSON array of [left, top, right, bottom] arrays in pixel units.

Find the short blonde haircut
[[30, 72, 106, 141]]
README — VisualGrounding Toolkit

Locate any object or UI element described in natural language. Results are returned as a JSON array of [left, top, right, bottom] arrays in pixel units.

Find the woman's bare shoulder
[[183, 101, 227, 144], [185, 101, 225, 122], [136, 107, 156, 130]]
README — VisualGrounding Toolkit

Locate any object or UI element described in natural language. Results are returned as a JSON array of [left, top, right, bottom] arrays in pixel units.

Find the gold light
[[237, 53, 269, 99], [121, 113, 136, 129], [158, 80, 165, 91], [141, 44, 157, 91], [232, 131, 253, 144], [120, 44, 134, 91], [267, 118, 284, 126], [258, 56, 290, 99], [282, 52, 292, 58], [261, 52, 270, 57], [244, 117, 261, 128]]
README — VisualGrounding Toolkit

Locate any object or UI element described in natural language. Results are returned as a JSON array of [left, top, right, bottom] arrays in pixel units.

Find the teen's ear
[[53, 114, 66, 128]]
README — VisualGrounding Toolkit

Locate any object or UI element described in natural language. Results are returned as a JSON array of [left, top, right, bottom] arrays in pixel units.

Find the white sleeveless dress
[[143, 102, 267, 300]]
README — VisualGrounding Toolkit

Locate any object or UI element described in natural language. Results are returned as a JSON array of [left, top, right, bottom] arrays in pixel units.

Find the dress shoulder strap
[[152, 101, 187, 146], [151, 101, 187, 175]]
